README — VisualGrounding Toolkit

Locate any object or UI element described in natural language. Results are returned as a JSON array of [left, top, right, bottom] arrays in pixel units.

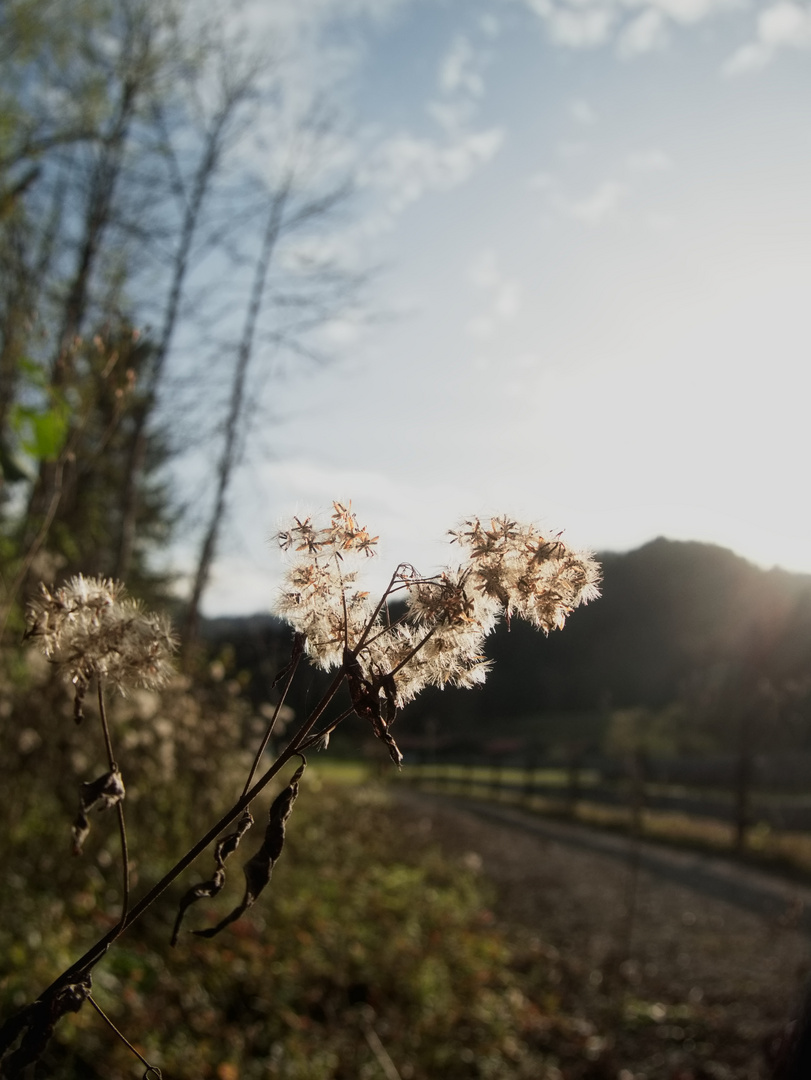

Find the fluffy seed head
[[26, 575, 176, 695], [273, 507, 601, 713]]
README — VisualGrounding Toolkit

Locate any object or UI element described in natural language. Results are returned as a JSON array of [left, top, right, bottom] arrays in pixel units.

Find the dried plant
[[0, 503, 600, 1077]]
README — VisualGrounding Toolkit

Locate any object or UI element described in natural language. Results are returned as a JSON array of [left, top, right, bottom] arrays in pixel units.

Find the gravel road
[[394, 790, 811, 1078]]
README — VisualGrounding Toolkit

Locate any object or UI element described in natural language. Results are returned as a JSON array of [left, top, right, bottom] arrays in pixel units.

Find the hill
[[203, 538, 811, 754]]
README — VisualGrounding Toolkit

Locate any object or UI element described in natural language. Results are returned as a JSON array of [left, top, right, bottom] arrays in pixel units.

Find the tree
[[1, 0, 368, 645], [114, 50, 263, 579], [181, 101, 363, 649], [20, 1, 183, 539]]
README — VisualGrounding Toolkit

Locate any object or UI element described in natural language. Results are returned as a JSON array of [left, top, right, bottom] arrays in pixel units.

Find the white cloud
[[723, 1, 811, 74], [760, 0, 811, 42], [480, 13, 501, 37], [466, 250, 522, 337], [626, 148, 673, 171], [361, 127, 504, 220], [426, 98, 476, 132], [569, 98, 599, 124], [354, 19, 503, 232], [618, 8, 669, 56], [516, 0, 743, 56], [439, 34, 486, 96], [530, 169, 632, 225], [644, 0, 740, 25], [547, 4, 617, 47], [559, 180, 626, 223], [221, 0, 408, 102], [722, 41, 772, 73]]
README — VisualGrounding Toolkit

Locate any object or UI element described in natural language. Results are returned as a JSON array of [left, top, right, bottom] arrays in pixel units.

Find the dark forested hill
[[204, 538, 811, 752]]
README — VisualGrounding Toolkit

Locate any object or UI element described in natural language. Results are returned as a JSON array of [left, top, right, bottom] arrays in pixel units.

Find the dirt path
[[395, 790, 811, 1078], [440, 796, 811, 932]]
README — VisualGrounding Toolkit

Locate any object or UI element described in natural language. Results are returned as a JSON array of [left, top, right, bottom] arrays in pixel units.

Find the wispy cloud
[[626, 148, 673, 172], [531, 1, 618, 48], [569, 98, 599, 125], [530, 166, 626, 225], [439, 34, 487, 96], [466, 250, 523, 338], [480, 12, 502, 37], [562, 180, 626, 222], [723, 1, 811, 75], [618, 9, 669, 56], [361, 128, 503, 221], [516, 0, 743, 58], [647, 0, 739, 25], [358, 21, 503, 231]]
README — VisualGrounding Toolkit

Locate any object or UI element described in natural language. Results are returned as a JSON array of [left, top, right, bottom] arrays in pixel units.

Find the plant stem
[[87, 995, 161, 1077], [299, 706, 355, 751], [96, 680, 116, 767], [97, 681, 129, 923], [30, 663, 348, 1004], [240, 644, 302, 798]]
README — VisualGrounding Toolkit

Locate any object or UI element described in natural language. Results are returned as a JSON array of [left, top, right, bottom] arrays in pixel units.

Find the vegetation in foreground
[[0, 505, 600, 1073], [2, 778, 797, 1079]]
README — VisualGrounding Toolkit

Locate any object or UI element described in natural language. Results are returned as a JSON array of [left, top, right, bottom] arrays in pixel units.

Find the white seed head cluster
[[26, 575, 176, 695], [449, 515, 603, 632], [275, 506, 601, 711]]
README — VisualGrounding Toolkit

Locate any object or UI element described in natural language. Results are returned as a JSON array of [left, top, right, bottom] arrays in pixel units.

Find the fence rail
[[397, 760, 811, 846]]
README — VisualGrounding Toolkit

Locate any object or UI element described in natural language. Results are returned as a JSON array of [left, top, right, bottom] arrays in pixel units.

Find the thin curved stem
[[97, 681, 129, 923], [298, 706, 355, 751], [241, 644, 302, 798], [96, 680, 116, 768], [87, 995, 162, 1077], [351, 566, 407, 654], [388, 625, 438, 678]]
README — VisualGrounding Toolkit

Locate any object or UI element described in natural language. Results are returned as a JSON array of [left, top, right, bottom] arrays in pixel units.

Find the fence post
[[734, 712, 752, 854], [524, 752, 537, 808], [567, 746, 581, 818], [629, 746, 647, 836]]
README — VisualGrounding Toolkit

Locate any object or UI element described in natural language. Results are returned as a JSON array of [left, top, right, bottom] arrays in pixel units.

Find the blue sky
[[186, 0, 811, 614]]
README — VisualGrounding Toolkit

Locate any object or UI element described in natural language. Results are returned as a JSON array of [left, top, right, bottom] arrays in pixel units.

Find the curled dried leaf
[[344, 651, 402, 767], [193, 758, 306, 940], [72, 769, 125, 855], [170, 810, 254, 946], [0, 974, 92, 1077], [72, 674, 89, 725]]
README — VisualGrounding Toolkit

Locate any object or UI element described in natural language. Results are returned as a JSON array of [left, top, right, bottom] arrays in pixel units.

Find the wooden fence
[[396, 757, 811, 851]]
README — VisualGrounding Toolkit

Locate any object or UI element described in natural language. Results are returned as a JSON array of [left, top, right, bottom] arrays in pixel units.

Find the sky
[[186, 0, 811, 615]]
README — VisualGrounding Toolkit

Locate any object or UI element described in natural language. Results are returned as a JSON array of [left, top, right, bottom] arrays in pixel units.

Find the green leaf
[[10, 398, 70, 462]]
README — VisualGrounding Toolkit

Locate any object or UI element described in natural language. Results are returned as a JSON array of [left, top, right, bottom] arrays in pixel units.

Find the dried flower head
[[26, 576, 176, 708], [450, 515, 602, 633], [274, 506, 601, 731]]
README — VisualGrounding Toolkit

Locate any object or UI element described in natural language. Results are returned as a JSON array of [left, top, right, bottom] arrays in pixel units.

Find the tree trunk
[[182, 182, 290, 654], [115, 97, 237, 579]]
